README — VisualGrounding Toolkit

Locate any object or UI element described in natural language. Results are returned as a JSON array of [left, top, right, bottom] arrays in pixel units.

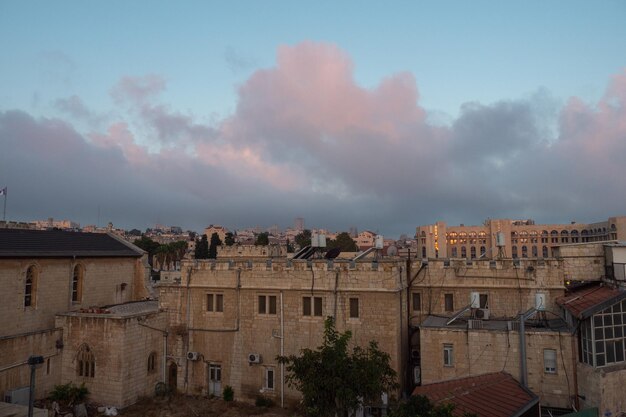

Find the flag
[[0, 187, 6, 196]]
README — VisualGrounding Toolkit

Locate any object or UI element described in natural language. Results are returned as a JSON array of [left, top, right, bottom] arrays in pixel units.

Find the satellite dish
[[387, 245, 398, 256], [325, 247, 341, 259]]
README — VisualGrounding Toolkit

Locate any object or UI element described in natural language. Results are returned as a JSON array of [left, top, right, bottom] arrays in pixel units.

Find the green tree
[[195, 234, 209, 259], [278, 317, 397, 417], [208, 232, 222, 259], [255, 232, 269, 246], [295, 229, 312, 248], [133, 236, 160, 266], [326, 232, 359, 252], [286, 239, 294, 253], [224, 232, 235, 246]]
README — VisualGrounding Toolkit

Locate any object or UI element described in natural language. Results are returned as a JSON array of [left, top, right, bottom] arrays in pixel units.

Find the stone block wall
[[159, 259, 408, 403], [419, 327, 575, 409], [577, 362, 626, 416]]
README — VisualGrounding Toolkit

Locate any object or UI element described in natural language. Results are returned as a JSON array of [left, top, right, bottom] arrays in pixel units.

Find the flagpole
[[2, 191, 6, 221]]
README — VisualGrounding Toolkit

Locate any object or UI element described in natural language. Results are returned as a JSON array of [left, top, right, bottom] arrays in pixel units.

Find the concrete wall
[[158, 259, 408, 404], [419, 327, 575, 409]]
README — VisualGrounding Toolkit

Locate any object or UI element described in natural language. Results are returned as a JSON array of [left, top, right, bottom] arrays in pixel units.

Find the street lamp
[[27, 356, 44, 417]]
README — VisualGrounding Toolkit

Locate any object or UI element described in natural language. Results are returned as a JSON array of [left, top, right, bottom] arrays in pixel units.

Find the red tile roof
[[557, 284, 626, 319], [412, 372, 538, 417]]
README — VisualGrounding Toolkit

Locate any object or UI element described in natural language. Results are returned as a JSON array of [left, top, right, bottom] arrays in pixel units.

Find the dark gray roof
[[0, 229, 143, 258]]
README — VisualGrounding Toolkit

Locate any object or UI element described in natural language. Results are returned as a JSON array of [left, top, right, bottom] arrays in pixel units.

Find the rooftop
[[413, 372, 539, 417], [0, 228, 143, 258], [58, 300, 159, 318], [557, 283, 626, 319]]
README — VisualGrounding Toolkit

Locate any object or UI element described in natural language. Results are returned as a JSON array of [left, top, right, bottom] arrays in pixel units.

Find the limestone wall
[[0, 328, 63, 400], [158, 259, 407, 403], [410, 259, 565, 322], [1, 258, 140, 336], [577, 362, 626, 415], [419, 327, 575, 409]]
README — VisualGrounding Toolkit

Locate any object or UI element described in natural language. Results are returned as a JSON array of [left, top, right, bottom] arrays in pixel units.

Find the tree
[[255, 232, 269, 246], [133, 236, 160, 266], [208, 232, 222, 259], [128, 228, 142, 237], [278, 317, 397, 417], [224, 232, 235, 246], [295, 229, 312, 248], [195, 234, 209, 259], [327, 232, 358, 252]]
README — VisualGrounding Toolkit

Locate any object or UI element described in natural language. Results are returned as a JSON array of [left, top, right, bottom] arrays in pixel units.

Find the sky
[[1, 1, 625, 237]]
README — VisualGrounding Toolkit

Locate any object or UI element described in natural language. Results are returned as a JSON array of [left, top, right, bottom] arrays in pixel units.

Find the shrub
[[222, 385, 234, 402], [49, 382, 89, 405], [255, 396, 274, 408]]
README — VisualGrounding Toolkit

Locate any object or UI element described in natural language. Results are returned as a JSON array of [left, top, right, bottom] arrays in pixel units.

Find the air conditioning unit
[[474, 308, 490, 320], [187, 351, 199, 361], [248, 353, 261, 364], [4, 387, 30, 405]]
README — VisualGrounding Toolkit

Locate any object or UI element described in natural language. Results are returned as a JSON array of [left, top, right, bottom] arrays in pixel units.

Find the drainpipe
[[519, 308, 536, 388], [280, 291, 285, 408]]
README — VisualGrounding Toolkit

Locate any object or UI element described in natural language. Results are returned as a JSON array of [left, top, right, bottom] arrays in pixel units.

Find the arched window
[[25, 266, 37, 307], [560, 230, 569, 243], [571, 230, 579, 243], [77, 344, 95, 378], [512, 246, 518, 258], [480, 246, 486, 257], [550, 230, 558, 243], [530, 231, 538, 243], [461, 246, 467, 258], [470, 246, 476, 259], [521, 246, 528, 258], [72, 265, 84, 303], [541, 230, 549, 243], [148, 352, 157, 373], [532, 246, 538, 257], [451, 247, 458, 257], [420, 231, 426, 237], [542, 246, 548, 258]]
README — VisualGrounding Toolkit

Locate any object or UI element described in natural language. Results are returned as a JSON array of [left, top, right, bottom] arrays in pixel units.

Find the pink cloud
[[90, 122, 149, 165]]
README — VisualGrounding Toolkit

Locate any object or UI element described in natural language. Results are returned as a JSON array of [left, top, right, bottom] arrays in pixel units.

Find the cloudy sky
[[1, 1, 625, 237]]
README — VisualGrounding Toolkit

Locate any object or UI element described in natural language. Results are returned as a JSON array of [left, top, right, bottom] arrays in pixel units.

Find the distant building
[[204, 225, 228, 242], [416, 216, 626, 260], [33, 217, 80, 230], [294, 217, 304, 231]]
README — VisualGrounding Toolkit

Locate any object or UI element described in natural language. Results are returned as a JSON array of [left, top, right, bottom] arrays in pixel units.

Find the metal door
[[208, 364, 221, 396]]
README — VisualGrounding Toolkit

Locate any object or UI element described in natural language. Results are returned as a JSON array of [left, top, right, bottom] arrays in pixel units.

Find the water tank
[[311, 233, 319, 247], [375, 235, 384, 249], [470, 292, 480, 308], [535, 293, 546, 311], [318, 234, 326, 248], [496, 232, 506, 247]]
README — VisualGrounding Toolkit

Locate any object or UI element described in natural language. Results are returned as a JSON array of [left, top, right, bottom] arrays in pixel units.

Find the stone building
[[0, 228, 157, 407], [157, 258, 409, 406], [416, 216, 626, 260], [216, 244, 286, 259]]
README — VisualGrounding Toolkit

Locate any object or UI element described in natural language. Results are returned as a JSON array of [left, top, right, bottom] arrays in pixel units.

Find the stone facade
[[157, 258, 409, 405], [55, 302, 165, 408], [216, 244, 286, 259], [416, 216, 626, 260], [0, 237, 152, 404]]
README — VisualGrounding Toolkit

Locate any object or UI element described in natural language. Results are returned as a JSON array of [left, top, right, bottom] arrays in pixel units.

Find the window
[[207, 293, 224, 312], [444, 294, 454, 312], [77, 344, 95, 377], [412, 293, 421, 311], [72, 265, 84, 303], [258, 295, 277, 314], [479, 294, 489, 309], [264, 367, 275, 390], [443, 344, 454, 367], [25, 265, 37, 307], [542, 246, 548, 258], [544, 349, 557, 373], [349, 298, 359, 319], [303, 296, 323, 317], [512, 246, 518, 258], [451, 247, 458, 257], [148, 352, 157, 373], [461, 247, 467, 258], [470, 246, 476, 259]]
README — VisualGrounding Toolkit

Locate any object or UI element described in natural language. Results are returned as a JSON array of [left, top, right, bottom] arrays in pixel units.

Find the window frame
[[206, 293, 224, 313], [544, 349, 557, 374], [258, 294, 277, 315], [349, 297, 359, 319], [443, 344, 454, 367], [72, 264, 84, 303], [412, 293, 421, 312], [302, 295, 323, 317], [24, 265, 38, 308], [444, 294, 454, 312], [264, 367, 275, 391]]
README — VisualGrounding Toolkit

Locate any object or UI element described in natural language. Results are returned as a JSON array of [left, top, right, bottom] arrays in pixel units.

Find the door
[[208, 364, 222, 396], [168, 362, 178, 392]]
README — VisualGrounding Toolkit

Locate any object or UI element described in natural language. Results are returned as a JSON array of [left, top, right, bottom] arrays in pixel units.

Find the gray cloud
[[2, 43, 625, 236]]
